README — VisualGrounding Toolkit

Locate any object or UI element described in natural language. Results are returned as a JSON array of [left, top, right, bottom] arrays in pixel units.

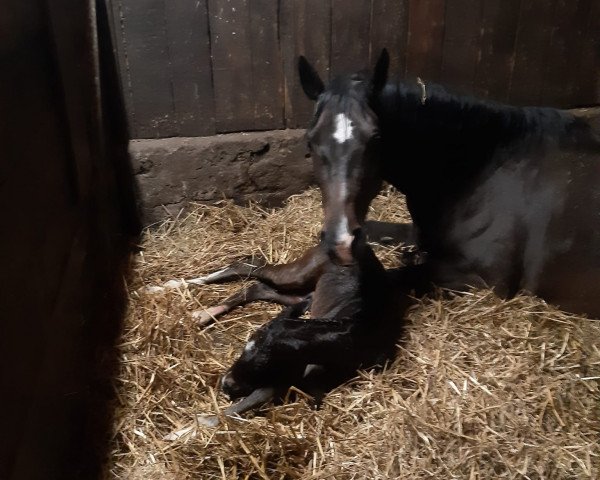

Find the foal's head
[[299, 49, 389, 264]]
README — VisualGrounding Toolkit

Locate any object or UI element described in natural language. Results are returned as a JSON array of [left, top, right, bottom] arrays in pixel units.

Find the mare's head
[[299, 49, 389, 264]]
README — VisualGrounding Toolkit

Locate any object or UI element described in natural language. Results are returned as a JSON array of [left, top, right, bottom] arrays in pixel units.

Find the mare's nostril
[[320, 230, 326, 242]]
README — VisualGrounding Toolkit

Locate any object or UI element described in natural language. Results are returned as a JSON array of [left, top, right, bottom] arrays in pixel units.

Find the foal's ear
[[298, 56, 325, 101], [372, 48, 389, 93]]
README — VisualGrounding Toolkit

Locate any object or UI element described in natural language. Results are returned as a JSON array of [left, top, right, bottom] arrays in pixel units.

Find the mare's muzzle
[[323, 227, 363, 265]]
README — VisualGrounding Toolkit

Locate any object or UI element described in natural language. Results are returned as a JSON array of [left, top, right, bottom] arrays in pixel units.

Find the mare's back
[[524, 115, 600, 315], [454, 110, 600, 314]]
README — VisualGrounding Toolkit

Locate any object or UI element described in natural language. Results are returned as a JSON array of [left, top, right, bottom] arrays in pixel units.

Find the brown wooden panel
[[541, 0, 591, 107], [509, 0, 557, 105], [440, 0, 483, 94], [280, 0, 331, 128], [108, 0, 599, 136], [574, 0, 600, 105], [164, 0, 215, 136], [331, 0, 371, 75], [121, 0, 178, 137], [209, 0, 253, 133], [370, 0, 409, 77], [473, 0, 521, 101], [406, 0, 446, 82], [250, 0, 284, 130]]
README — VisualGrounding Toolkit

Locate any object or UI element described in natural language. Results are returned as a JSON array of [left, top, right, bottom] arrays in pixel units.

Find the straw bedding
[[109, 188, 600, 479]]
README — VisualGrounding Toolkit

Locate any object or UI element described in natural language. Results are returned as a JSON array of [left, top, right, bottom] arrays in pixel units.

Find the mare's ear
[[372, 48, 389, 93], [298, 56, 325, 100]]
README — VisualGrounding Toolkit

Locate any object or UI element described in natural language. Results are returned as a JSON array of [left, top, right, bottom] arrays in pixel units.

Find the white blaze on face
[[329, 113, 354, 249], [333, 113, 354, 144], [244, 340, 256, 353]]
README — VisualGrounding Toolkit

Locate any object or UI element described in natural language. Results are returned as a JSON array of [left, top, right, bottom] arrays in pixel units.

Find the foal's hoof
[[191, 305, 228, 325], [195, 414, 220, 428], [163, 414, 221, 441], [163, 424, 197, 441]]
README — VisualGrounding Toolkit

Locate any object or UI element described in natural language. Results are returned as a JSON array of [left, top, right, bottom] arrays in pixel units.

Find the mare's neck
[[374, 82, 568, 198]]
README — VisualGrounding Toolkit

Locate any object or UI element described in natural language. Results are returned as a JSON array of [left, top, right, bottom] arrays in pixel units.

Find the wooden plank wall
[[108, 0, 600, 139]]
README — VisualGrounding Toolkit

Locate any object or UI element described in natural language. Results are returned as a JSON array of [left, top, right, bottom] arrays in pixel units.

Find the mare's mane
[[376, 80, 582, 141]]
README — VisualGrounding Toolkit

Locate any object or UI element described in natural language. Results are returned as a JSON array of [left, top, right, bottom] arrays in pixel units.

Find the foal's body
[[298, 50, 600, 317], [217, 240, 408, 417]]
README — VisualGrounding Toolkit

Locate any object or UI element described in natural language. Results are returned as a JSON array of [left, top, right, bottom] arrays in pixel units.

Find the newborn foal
[[213, 236, 410, 423]]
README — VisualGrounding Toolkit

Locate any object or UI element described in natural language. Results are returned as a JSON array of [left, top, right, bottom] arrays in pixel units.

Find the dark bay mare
[[297, 49, 600, 318]]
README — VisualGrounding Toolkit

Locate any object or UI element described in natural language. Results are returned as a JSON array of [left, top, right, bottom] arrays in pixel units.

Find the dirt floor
[[108, 188, 600, 479]]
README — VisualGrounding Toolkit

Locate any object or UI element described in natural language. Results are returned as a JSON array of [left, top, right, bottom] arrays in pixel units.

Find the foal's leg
[[191, 283, 311, 325], [144, 245, 329, 293], [194, 386, 276, 429], [163, 386, 276, 435]]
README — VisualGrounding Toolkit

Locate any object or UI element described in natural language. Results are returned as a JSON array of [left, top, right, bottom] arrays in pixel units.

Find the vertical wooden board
[[574, 0, 600, 105], [279, 0, 297, 127], [405, 0, 446, 82], [473, 0, 521, 101], [508, 0, 557, 106], [209, 0, 253, 133], [105, 0, 136, 136], [440, 0, 483, 94], [164, 0, 215, 136], [541, 0, 591, 107], [370, 0, 409, 78], [280, 0, 331, 128], [121, 0, 177, 138], [250, 0, 284, 130], [331, 0, 371, 75]]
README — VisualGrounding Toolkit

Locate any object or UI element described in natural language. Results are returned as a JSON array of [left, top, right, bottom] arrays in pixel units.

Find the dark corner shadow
[[1, 1, 140, 478]]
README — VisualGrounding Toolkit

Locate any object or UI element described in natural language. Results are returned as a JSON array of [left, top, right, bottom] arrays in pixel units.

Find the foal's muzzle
[[221, 371, 252, 400]]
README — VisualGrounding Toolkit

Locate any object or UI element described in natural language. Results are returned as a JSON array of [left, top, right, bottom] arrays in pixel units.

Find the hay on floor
[[109, 188, 600, 479]]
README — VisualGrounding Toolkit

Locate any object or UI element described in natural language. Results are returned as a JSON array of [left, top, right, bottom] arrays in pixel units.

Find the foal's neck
[[375, 81, 571, 196]]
